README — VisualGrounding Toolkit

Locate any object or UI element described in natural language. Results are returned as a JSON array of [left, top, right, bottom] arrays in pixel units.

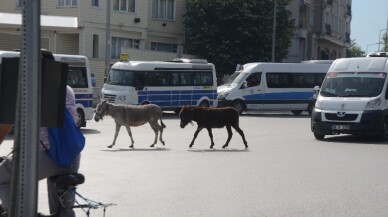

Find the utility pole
[[271, 0, 277, 62], [105, 0, 111, 78], [9, 0, 41, 216]]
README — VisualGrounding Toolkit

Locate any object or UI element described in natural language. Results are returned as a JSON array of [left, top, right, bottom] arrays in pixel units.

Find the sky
[[351, 0, 388, 53]]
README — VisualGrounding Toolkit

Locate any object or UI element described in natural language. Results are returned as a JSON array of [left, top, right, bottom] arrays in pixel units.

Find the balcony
[[345, 33, 350, 43], [347, 5, 352, 16], [325, 24, 332, 35]]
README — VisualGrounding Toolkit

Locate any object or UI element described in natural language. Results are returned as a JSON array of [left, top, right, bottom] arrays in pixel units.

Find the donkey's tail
[[160, 114, 166, 128]]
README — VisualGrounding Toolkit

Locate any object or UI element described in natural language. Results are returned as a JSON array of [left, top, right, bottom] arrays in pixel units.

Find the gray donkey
[[94, 99, 166, 148]]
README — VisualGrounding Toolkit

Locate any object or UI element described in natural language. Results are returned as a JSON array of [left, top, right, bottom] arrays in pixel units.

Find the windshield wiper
[[339, 93, 364, 97], [320, 90, 338, 97]]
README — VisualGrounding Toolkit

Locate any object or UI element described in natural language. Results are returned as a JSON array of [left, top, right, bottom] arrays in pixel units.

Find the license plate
[[332, 125, 350, 130]]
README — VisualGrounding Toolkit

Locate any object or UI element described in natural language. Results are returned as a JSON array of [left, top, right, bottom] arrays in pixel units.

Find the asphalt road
[[1, 111, 388, 217]]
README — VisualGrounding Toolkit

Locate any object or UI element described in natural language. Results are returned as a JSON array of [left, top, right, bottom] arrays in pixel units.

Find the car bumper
[[311, 109, 384, 135], [217, 99, 234, 107]]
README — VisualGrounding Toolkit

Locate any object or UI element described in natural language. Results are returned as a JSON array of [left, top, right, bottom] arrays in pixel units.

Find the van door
[[242, 72, 264, 110]]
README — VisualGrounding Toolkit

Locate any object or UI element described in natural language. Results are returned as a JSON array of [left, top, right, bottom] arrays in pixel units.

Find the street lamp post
[[378, 28, 388, 51], [271, 0, 277, 62], [105, 0, 111, 78], [366, 42, 380, 54]]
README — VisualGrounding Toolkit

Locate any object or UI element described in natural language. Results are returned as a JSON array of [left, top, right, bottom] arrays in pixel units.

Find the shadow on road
[[80, 128, 101, 135], [101, 147, 171, 152], [187, 148, 250, 152], [322, 134, 388, 145], [242, 112, 311, 119]]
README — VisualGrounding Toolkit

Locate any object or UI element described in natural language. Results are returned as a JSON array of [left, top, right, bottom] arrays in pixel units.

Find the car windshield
[[223, 72, 248, 86], [106, 69, 135, 86], [320, 72, 386, 97]]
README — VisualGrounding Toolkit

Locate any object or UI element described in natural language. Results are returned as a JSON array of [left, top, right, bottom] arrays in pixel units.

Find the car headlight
[[217, 92, 229, 100], [365, 98, 381, 109]]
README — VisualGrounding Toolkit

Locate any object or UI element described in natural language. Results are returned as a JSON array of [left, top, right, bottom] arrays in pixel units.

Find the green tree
[[184, 0, 295, 77], [346, 39, 365, 57], [381, 32, 388, 52]]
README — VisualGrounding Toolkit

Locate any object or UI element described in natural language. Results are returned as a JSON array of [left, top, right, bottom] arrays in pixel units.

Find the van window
[[193, 71, 213, 86], [267, 72, 326, 88], [148, 71, 170, 86], [67, 66, 88, 88], [246, 73, 261, 87], [266, 73, 290, 88], [321, 72, 386, 97], [106, 69, 134, 86]]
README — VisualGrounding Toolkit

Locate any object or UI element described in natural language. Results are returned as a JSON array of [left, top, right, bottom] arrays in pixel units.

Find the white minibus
[[217, 62, 332, 115], [0, 50, 94, 128], [53, 54, 94, 128], [101, 57, 217, 113], [311, 57, 388, 140]]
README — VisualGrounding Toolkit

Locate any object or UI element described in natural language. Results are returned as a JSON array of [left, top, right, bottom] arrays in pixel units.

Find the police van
[[0, 50, 94, 128], [311, 57, 388, 140], [101, 55, 218, 113], [217, 62, 332, 115]]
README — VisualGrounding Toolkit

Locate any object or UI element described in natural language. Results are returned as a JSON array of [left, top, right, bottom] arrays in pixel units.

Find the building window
[[93, 34, 99, 58], [111, 37, 140, 58], [58, 0, 78, 7], [113, 0, 135, 12], [151, 42, 177, 53], [152, 0, 175, 20], [92, 0, 99, 7]]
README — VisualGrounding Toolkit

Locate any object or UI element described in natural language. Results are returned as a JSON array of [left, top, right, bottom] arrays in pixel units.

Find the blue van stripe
[[244, 91, 313, 100], [75, 94, 93, 99], [137, 89, 216, 107]]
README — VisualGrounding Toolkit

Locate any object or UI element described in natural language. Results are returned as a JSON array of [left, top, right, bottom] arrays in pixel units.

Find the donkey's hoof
[[107, 145, 113, 148], [222, 145, 227, 149], [161, 141, 165, 146], [129, 145, 134, 149], [150, 144, 155, 148]]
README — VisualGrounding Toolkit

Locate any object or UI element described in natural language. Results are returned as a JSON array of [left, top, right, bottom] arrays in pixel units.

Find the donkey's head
[[94, 99, 109, 122], [179, 105, 193, 128]]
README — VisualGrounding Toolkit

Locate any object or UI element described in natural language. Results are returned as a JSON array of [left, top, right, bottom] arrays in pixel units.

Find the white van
[[53, 54, 94, 128], [217, 62, 332, 114], [311, 57, 388, 140], [101, 57, 218, 113], [0, 50, 94, 128]]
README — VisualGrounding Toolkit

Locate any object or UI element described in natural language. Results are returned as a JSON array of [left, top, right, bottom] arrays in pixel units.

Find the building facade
[[286, 0, 352, 62], [0, 0, 352, 86], [0, 0, 192, 87]]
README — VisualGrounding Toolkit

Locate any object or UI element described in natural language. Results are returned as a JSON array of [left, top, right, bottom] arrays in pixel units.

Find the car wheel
[[232, 100, 244, 114], [199, 100, 210, 107], [291, 110, 303, 115], [307, 102, 315, 116], [76, 109, 85, 128], [313, 132, 325, 140], [377, 117, 388, 141]]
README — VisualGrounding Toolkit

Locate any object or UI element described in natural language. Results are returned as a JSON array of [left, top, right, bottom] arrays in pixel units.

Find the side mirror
[[241, 81, 247, 89], [104, 77, 107, 83], [313, 86, 320, 98]]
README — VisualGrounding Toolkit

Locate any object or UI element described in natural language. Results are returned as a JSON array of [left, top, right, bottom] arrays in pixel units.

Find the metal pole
[[105, 0, 111, 78], [271, 0, 277, 62], [9, 0, 41, 216]]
